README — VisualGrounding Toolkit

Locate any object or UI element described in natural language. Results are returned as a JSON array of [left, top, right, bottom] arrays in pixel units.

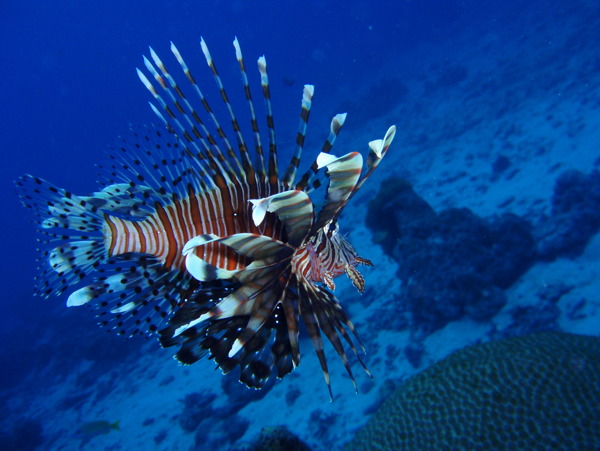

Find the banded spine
[[233, 37, 267, 182]]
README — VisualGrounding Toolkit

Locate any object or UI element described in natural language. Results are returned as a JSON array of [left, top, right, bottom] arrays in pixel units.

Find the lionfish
[[16, 37, 395, 399]]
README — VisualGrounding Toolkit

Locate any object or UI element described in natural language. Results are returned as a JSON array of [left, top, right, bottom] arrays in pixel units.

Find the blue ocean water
[[2, 0, 600, 449]]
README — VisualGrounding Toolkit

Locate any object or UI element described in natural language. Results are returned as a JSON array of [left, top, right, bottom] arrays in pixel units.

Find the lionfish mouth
[[16, 36, 395, 400]]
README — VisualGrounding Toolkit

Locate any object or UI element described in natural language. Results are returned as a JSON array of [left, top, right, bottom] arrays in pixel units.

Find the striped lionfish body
[[16, 37, 395, 398]]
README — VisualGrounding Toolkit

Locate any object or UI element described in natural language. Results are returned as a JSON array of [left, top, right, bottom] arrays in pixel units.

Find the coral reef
[[179, 376, 275, 436], [499, 283, 566, 338], [346, 332, 600, 450], [179, 383, 272, 449]]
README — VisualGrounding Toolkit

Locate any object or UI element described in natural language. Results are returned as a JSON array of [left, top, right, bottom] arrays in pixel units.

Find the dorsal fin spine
[[257, 56, 279, 187], [139, 52, 234, 189], [147, 50, 217, 158], [283, 84, 314, 188], [296, 112, 346, 191], [144, 102, 216, 191], [199, 38, 253, 183], [349, 125, 397, 199], [234, 37, 267, 183], [143, 49, 236, 187]]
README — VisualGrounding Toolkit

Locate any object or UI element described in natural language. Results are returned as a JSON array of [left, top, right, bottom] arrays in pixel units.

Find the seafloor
[[2, 2, 600, 450]]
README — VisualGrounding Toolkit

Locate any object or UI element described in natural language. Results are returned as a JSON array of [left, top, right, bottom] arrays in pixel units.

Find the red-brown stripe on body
[[291, 245, 313, 282], [132, 221, 146, 253], [290, 227, 357, 287], [103, 184, 285, 273], [156, 203, 179, 268], [105, 215, 119, 255]]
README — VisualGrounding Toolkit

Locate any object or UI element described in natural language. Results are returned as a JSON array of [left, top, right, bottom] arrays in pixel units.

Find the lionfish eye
[[327, 221, 337, 236]]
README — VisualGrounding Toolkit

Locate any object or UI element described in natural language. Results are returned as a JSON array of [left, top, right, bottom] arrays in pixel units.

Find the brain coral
[[346, 332, 600, 450]]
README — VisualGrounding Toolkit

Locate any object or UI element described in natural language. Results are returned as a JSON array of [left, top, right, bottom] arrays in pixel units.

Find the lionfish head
[[291, 218, 373, 294]]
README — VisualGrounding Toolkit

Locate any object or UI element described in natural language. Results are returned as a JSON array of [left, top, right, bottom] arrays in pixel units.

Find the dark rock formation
[[366, 168, 600, 337], [246, 426, 311, 451], [367, 177, 535, 332], [193, 413, 249, 450], [179, 391, 217, 432], [220, 372, 275, 414], [535, 169, 600, 260]]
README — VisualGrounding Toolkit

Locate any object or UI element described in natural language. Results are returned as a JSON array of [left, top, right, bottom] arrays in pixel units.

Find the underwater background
[[2, 0, 600, 449]]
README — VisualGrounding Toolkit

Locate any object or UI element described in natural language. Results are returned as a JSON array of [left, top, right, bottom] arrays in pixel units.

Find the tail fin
[[16, 174, 192, 337], [14, 175, 108, 298]]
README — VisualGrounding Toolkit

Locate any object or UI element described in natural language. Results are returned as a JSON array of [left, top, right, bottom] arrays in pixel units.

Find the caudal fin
[[15, 175, 108, 298], [16, 174, 195, 337]]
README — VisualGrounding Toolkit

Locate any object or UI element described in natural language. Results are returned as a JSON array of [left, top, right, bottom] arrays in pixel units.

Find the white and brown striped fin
[[350, 125, 397, 198], [184, 233, 291, 264], [298, 283, 334, 400], [138, 45, 236, 188], [299, 283, 372, 400], [221, 267, 285, 355], [233, 37, 267, 182], [70, 255, 193, 336], [274, 275, 301, 368], [181, 232, 292, 309], [200, 38, 255, 185], [178, 232, 297, 360], [257, 55, 279, 187], [166, 43, 231, 181], [15, 174, 193, 336], [79, 184, 156, 219], [307, 126, 396, 233], [181, 235, 290, 325], [283, 84, 314, 187], [97, 124, 207, 206], [311, 151, 363, 233], [295, 113, 347, 192], [225, 260, 288, 355], [249, 190, 313, 246], [164, 231, 297, 388], [163, 296, 294, 389], [345, 264, 366, 293]]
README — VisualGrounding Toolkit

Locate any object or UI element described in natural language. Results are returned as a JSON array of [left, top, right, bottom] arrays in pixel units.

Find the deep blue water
[[2, 0, 599, 449]]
